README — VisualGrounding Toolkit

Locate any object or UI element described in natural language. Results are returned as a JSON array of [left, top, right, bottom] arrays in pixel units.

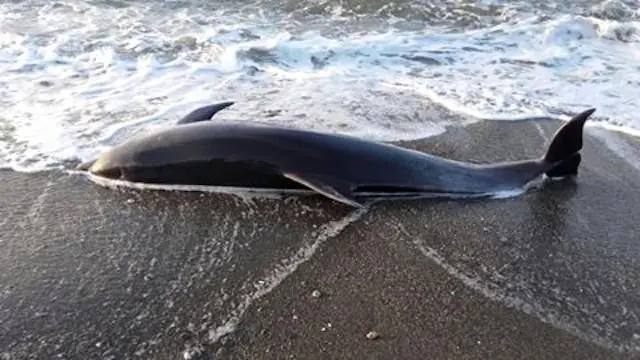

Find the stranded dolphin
[[76, 102, 595, 208]]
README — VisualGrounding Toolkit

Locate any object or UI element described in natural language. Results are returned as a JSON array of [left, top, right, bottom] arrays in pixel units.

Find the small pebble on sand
[[311, 289, 322, 298], [366, 331, 379, 340]]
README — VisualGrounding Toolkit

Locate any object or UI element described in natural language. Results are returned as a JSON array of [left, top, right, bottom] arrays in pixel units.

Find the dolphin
[[76, 102, 595, 208]]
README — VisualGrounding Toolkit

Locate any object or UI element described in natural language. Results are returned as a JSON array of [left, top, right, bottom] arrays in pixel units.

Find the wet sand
[[2, 117, 640, 359]]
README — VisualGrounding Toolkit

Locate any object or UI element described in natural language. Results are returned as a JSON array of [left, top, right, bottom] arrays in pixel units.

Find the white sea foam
[[1, 1, 639, 173]]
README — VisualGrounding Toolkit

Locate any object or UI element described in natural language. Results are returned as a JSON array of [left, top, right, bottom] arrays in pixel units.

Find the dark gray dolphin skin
[[76, 102, 596, 208]]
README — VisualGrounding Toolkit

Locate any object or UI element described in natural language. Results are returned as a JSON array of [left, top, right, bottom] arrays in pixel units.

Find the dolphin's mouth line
[[75, 159, 96, 171]]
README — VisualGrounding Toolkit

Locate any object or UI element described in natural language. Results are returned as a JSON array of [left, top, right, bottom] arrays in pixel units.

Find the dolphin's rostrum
[[77, 102, 596, 207]]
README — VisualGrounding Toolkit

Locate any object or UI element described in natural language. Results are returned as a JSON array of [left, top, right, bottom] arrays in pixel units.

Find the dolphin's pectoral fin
[[282, 172, 363, 208], [176, 101, 235, 124]]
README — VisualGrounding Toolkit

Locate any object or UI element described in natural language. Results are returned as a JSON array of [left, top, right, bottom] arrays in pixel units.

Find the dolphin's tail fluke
[[541, 108, 596, 178]]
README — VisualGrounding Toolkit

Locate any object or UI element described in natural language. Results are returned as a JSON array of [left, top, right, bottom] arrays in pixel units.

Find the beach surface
[[2, 118, 640, 360]]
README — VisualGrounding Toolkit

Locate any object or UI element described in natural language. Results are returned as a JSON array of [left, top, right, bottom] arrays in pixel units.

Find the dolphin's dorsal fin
[[283, 172, 363, 208], [176, 101, 235, 125]]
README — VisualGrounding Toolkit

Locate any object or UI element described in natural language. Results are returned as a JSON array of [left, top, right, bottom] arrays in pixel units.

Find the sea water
[[1, 0, 638, 172]]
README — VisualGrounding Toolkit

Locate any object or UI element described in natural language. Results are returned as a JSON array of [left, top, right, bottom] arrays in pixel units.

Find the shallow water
[[1, 0, 639, 171]]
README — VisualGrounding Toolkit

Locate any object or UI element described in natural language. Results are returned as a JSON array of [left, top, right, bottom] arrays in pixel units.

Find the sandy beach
[[2, 117, 640, 360]]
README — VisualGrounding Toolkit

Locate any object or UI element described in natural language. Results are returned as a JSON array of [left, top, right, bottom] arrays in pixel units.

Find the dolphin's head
[[75, 153, 124, 180], [76, 159, 96, 172]]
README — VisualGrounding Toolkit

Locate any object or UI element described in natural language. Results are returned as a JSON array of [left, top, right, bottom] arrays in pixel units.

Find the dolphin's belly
[[117, 159, 308, 189]]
